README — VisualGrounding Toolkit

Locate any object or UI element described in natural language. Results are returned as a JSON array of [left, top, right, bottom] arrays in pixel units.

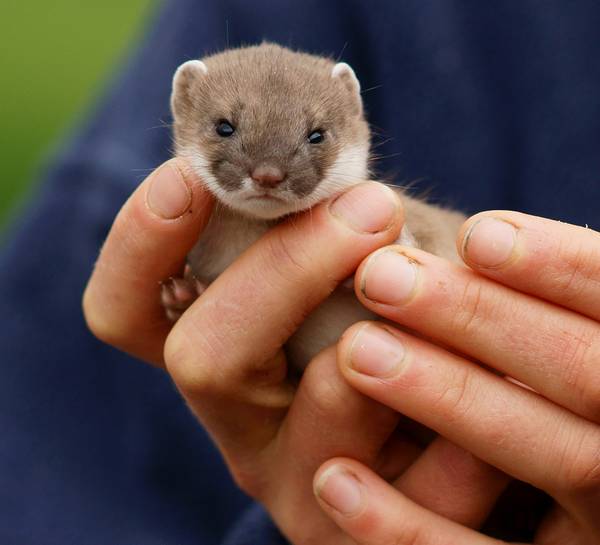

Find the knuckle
[[555, 432, 600, 496], [82, 288, 126, 347], [163, 330, 193, 387], [163, 327, 216, 397], [302, 355, 347, 417], [550, 238, 600, 300], [581, 375, 600, 423], [430, 365, 476, 425], [554, 328, 593, 385], [580, 376, 600, 425], [554, 328, 600, 420], [265, 228, 311, 282], [449, 277, 486, 337]]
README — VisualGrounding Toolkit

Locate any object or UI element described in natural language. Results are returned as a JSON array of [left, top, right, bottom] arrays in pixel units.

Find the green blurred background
[[0, 1, 156, 231]]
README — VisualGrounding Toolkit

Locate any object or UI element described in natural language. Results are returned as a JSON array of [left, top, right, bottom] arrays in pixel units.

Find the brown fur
[[169, 43, 466, 369], [172, 43, 369, 205]]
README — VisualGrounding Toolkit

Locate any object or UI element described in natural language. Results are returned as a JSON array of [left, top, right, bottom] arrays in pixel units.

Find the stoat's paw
[[341, 275, 356, 290], [161, 265, 206, 322]]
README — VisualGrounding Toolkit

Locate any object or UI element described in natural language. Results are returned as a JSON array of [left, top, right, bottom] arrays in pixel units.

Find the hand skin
[[314, 213, 600, 544], [83, 160, 510, 544]]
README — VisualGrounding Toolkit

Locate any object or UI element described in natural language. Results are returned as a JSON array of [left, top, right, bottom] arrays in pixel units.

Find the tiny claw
[[161, 278, 177, 307], [183, 263, 194, 281], [160, 272, 206, 322], [165, 308, 183, 323], [171, 277, 196, 305], [195, 280, 206, 296], [341, 275, 355, 290]]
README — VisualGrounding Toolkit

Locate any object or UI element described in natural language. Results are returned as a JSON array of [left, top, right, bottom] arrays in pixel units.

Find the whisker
[[361, 84, 383, 95], [146, 118, 173, 131], [336, 41, 348, 62], [370, 152, 403, 162]]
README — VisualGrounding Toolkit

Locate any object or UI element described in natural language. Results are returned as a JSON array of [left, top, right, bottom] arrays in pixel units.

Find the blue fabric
[[2, 0, 600, 543]]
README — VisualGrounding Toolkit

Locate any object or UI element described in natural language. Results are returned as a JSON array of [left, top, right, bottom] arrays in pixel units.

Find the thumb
[[83, 158, 213, 365]]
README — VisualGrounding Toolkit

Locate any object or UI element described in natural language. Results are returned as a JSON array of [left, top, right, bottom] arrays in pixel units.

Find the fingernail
[[146, 163, 192, 219], [350, 324, 405, 377], [315, 467, 363, 516], [463, 218, 516, 268], [360, 250, 418, 305], [329, 182, 398, 233]]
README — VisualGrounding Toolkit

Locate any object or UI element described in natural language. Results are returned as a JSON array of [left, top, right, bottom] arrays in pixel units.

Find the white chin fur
[[223, 178, 300, 219], [180, 144, 369, 219]]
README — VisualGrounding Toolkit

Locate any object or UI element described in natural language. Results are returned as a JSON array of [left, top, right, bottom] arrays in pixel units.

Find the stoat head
[[171, 43, 370, 220]]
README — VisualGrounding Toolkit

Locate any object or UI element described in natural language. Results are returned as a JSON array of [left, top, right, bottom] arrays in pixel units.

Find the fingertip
[[314, 458, 403, 541], [166, 156, 211, 198], [456, 211, 498, 256], [456, 210, 517, 263], [144, 160, 191, 220], [314, 457, 366, 485], [328, 181, 404, 236], [313, 459, 367, 518], [336, 321, 374, 377], [461, 215, 518, 270], [355, 245, 420, 307], [455, 213, 481, 260], [114, 158, 214, 252], [144, 158, 213, 221], [315, 458, 490, 545]]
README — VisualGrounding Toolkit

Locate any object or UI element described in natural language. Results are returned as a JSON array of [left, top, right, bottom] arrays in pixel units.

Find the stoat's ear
[[332, 62, 360, 93], [331, 62, 362, 115], [171, 60, 208, 117]]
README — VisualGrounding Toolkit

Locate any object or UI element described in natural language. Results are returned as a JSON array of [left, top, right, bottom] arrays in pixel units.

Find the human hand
[[83, 161, 510, 543], [315, 212, 600, 543], [83, 159, 214, 365]]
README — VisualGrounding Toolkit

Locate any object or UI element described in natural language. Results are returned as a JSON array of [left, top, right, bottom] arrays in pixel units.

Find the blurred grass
[[0, 1, 155, 230]]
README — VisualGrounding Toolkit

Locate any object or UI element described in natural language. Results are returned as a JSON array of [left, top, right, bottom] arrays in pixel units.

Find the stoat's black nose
[[251, 164, 285, 188]]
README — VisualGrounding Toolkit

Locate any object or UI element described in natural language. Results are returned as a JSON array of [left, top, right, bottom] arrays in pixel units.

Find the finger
[[164, 183, 404, 464], [396, 438, 510, 528], [374, 430, 423, 481], [458, 211, 600, 322], [263, 346, 401, 544], [314, 458, 500, 545], [337, 322, 600, 504], [356, 245, 600, 422], [82, 159, 213, 365]]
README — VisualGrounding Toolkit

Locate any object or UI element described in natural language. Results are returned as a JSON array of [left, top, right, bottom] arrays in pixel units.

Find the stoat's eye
[[216, 120, 235, 137], [307, 129, 324, 144]]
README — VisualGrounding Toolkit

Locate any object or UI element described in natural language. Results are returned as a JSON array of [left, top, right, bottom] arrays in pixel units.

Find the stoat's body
[[169, 43, 465, 369]]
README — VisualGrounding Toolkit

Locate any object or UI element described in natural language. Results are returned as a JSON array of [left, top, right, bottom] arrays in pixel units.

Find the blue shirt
[[2, 1, 600, 543]]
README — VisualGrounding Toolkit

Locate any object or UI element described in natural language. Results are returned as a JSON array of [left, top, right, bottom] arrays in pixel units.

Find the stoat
[[164, 43, 465, 369]]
